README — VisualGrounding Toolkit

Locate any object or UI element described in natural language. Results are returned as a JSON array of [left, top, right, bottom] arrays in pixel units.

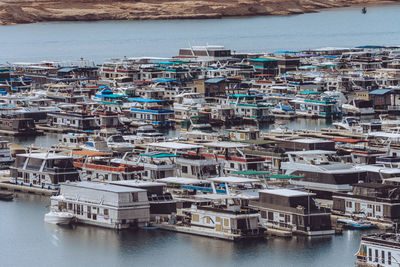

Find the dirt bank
[[0, 0, 399, 25]]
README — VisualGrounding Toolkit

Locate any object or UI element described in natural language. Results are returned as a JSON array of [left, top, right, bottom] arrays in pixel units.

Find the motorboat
[[44, 211, 74, 225], [337, 218, 376, 229]]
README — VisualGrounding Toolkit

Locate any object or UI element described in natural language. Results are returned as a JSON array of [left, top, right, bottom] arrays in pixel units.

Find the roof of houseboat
[[146, 142, 203, 150], [203, 141, 249, 148], [18, 152, 72, 159], [285, 150, 336, 155], [208, 176, 260, 184], [157, 177, 210, 185], [110, 180, 166, 187], [63, 181, 146, 193], [259, 188, 315, 197]]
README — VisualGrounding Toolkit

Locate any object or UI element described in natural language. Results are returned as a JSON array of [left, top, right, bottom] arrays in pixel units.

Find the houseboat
[[201, 142, 267, 174], [112, 151, 178, 180], [0, 113, 37, 136], [125, 98, 175, 129], [356, 233, 400, 267], [48, 181, 150, 229], [332, 183, 400, 224], [281, 150, 367, 196], [227, 94, 275, 123], [249, 188, 335, 236], [110, 180, 177, 219], [9, 152, 80, 190], [0, 137, 14, 168], [47, 111, 99, 132], [156, 194, 265, 241], [72, 150, 143, 182]]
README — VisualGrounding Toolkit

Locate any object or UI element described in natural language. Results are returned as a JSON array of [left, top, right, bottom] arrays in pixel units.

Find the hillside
[[0, 0, 398, 25]]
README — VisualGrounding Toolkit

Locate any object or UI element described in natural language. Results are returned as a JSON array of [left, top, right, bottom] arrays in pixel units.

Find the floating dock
[[0, 178, 57, 196]]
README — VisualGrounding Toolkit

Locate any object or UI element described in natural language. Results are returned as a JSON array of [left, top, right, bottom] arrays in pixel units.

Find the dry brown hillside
[[0, 0, 398, 25]]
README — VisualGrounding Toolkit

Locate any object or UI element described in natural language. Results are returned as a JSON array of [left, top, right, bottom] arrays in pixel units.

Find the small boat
[[0, 191, 14, 201], [337, 218, 376, 229], [362, 7, 367, 14], [44, 211, 74, 225]]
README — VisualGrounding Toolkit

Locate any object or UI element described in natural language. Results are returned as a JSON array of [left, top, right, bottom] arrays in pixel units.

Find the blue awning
[[154, 78, 178, 82]]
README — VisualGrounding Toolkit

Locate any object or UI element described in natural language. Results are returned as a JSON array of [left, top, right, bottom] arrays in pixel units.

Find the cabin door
[[355, 203, 360, 213]]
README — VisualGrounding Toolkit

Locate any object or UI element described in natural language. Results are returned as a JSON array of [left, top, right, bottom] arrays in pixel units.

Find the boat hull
[[44, 212, 74, 225]]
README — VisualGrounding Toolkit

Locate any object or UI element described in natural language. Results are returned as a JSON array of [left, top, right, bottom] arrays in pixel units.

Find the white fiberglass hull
[[44, 211, 74, 225]]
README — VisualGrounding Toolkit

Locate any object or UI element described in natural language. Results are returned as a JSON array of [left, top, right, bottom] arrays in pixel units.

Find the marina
[[2, 4, 400, 267]]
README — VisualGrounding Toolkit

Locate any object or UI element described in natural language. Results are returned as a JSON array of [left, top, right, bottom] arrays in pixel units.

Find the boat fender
[[48, 186, 50, 190], [20, 182, 23, 186], [30, 183, 32, 187]]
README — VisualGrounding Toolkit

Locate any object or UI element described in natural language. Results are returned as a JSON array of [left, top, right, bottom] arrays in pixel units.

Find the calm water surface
[[0, 5, 399, 63], [1, 6, 396, 266], [0, 194, 379, 267]]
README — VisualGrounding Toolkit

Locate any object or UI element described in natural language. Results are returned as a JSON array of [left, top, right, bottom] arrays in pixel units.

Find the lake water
[[0, 5, 400, 63], [1, 5, 398, 266], [0, 193, 379, 267]]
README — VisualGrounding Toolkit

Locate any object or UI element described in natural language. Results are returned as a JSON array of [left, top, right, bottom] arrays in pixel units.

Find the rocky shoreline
[[0, 0, 399, 25]]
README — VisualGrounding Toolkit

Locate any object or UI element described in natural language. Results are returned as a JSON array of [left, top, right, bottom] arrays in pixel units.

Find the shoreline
[[1, 0, 400, 26]]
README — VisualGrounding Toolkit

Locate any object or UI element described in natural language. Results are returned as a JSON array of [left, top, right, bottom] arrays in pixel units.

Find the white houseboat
[[48, 181, 150, 229]]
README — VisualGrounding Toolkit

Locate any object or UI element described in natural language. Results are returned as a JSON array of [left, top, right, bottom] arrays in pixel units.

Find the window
[[104, 209, 109, 216], [206, 216, 210, 224], [382, 250, 385, 264], [216, 217, 221, 223], [376, 205, 381, 212], [68, 203, 72, 210], [182, 166, 188, 174], [368, 204, 373, 209], [346, 201, 353, 208], [375, 249, 378, 262], [224, 218, 229, 227], [192, 214, 199, 222], [368, 248, 372, 262], [388, 252, 392, 265]]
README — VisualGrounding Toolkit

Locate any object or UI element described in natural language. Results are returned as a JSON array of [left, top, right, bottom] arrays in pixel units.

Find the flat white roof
[[110, 180, 166, 187], [208, 176, 259, 184], [292, 139, 332, 144], [157, 177, 210, 185], [147, 142, 203, 150], [384, 177, 400, 183], [368, 132, 400, 139], [354, 165, 400, 174], [195, 194, 238, 200], [63, 181, 145, 193], [18, 152, 72, 160], [203, 142, 249, 149], [259, 188, 315, 197], [286, 150, 336, 155]]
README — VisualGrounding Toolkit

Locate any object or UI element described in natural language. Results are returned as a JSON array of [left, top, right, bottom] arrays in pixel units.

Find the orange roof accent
[[72, 150, 112, 157], [330, 138, 366, 144]]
